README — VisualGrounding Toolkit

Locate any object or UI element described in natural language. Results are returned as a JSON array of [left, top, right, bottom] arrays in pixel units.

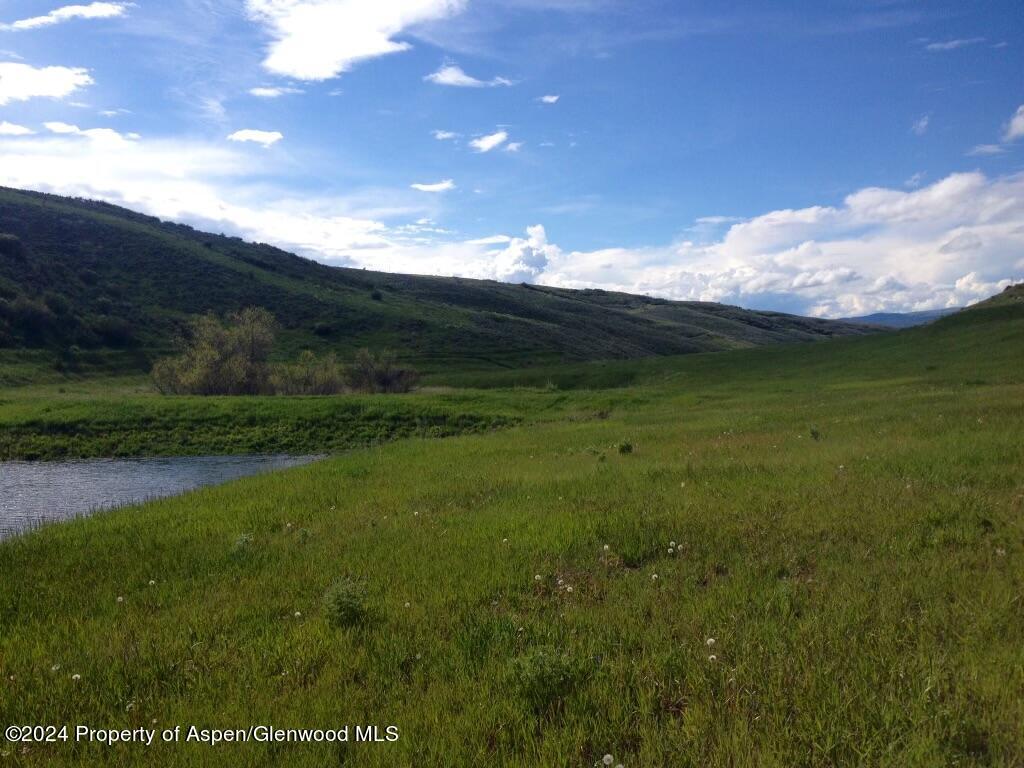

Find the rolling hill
[[842, 307, 960, 328], [0, 186, 876, 375]]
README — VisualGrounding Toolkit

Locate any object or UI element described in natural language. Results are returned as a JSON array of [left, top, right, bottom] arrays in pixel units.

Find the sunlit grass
[[1, 306, 1022, 766]]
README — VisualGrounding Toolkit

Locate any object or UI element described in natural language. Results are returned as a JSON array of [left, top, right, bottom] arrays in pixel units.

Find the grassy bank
[[0, 304, 1022, 766]]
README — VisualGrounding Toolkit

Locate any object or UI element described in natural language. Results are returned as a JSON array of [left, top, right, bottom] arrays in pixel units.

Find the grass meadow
[[0, 305, 1022, 766]]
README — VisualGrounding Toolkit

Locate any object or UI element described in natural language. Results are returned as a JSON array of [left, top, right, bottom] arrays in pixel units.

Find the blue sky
[[0, 0, 1022, 316]]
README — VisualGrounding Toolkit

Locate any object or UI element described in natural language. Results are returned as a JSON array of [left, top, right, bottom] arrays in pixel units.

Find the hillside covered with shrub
[[0, 187, 878, 375]]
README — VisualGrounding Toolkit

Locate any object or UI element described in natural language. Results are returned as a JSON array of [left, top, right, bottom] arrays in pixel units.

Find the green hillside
[[0, 186, 875, 376], [1, 287, 1021, 766]]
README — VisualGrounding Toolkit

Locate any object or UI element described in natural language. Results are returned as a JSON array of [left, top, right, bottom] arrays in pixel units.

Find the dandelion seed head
[[651, 573, 658, 581], [404, 602, 411, 609], [116, 596, 124, 603], [603, 755, 614, 766], [566, 586, 573, 593], [148, 580, 156, 586], [668, 548, 674, 555], [294, 611, 302, 618], [706, 637, 715, 646], [534, 574, 542, 581], [72, 674, 81, 681], [708, 654, 717, 662], [51, 664, 60, 672]]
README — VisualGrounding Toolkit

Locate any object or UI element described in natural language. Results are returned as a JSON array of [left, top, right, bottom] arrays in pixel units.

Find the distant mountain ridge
[[842, 308, 961, 329], [0, 186, 879, 374]]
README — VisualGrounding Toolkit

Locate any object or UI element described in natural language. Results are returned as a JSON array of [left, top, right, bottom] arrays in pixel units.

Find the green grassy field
[[1, 302, 1022, 766]]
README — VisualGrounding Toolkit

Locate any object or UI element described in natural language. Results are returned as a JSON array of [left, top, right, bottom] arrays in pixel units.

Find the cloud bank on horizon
[[0, 0, 1021, 316]]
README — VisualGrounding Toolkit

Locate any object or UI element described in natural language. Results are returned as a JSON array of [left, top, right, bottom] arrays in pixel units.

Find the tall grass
[[0, 306, 1022, 766]]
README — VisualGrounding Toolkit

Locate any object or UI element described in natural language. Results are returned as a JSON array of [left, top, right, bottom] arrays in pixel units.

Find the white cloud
[[249, 86, 303, 98], [695, 215, 742, 226], [904, 171, 925, 188], [538, 94, 560, 104], [925, 37, 986, 51], [0, 121, 34, 136], [410, 179, 455, 192], [469, 130, 508, 153], [0, 62, 93, 105], [967, 143, 1005, 156], [540, 172, 1024, 316], [245, 0, 466, 81], [0, 2, 129, 31], [1003, 105, 1024, 142], [911, 115, 929, 136], [504, 141, 523, 152], [227, 129, 283, 147], [486, 225, 558, 283], [43, 121, 137, 146], [432, 129, 458, 140], [424, 64, 512, 88]]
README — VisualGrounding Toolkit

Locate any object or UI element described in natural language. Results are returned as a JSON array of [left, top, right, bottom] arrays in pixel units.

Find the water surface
[[0, 455, 319, 540]]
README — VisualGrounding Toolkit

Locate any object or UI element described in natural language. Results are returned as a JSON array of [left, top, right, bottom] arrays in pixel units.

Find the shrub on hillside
[[272, 350, 346, 395], [324, 577, 369, 628], [152, 307, 277, 395], [508, 647, 589, 714], [345, 348, 419, 394]]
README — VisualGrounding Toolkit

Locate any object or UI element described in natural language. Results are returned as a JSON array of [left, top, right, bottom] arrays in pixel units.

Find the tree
[[344, 348, 419, 394], [152, 307, 277, 395]]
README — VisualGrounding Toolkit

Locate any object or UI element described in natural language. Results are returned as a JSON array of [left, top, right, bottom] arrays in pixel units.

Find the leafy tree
[[344, 348, 419, 394], [152, 307, 277, 395], [272, 350, 345, 395]]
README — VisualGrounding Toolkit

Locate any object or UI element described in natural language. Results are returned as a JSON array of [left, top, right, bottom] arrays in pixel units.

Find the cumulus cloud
[[0, 62, 93, 105], [542, 172, 1024, 316], [504, 141, 523, 152], [538, 94, 560, 104], [486, 225, 558, 283], [227, 129, 283, 147], [0, 2, 129, 31], [246, 0, 466, 81], [1003, 105, 1024, 142], [432, 129, 458, 140], [249, 86, 303, 98], [0, 121, 33, 135], [911, 115, 929, 136], [410, 179, 455, 192], [424, 64, 512, 87], [469, 130, 508, 152]]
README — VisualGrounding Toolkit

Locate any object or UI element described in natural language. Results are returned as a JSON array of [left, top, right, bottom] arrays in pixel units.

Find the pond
[[0, 454, 321, 540]]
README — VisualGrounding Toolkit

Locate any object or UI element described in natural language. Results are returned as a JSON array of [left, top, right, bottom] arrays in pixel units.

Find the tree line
[[152, 308, 419, 396]]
